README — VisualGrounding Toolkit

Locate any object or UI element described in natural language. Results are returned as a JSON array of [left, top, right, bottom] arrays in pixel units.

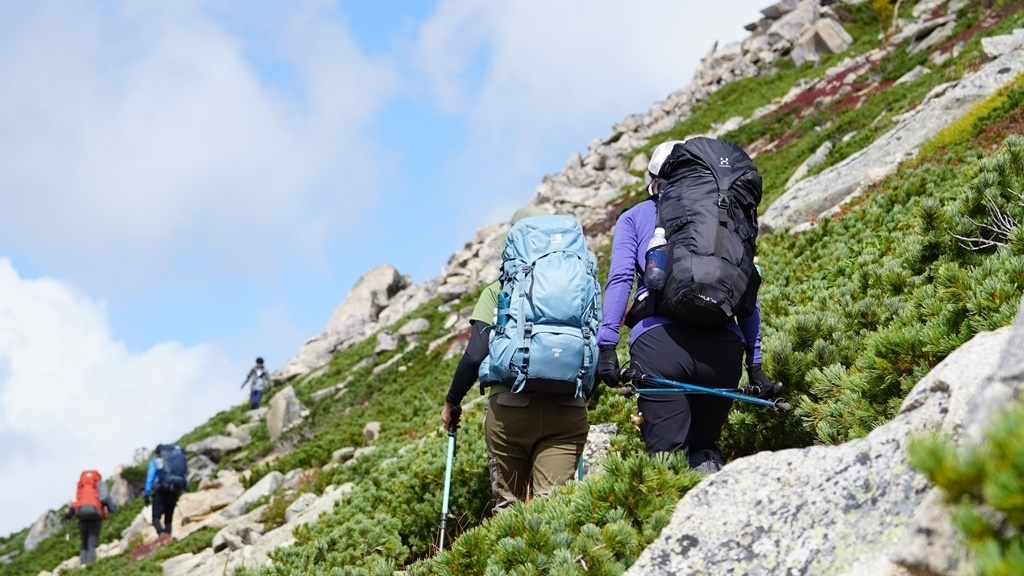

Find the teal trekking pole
[[619, 368, 792, 412], [438, 406, 461, 551]]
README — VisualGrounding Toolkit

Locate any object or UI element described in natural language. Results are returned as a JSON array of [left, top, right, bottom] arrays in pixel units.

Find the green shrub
[[909, 400, 1024, 575]]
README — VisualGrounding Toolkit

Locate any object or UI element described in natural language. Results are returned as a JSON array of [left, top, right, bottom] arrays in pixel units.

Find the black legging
[[628, 322, 744, 455], [78, 518, 102, 564], [152, 489, 180, 535]]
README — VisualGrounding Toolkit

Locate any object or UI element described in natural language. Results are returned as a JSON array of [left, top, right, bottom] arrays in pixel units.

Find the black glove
[[597, 346, 620, 387], [448, 404, 463, 434], [747, 364, 777, 399], [144, 495, 151, 506]]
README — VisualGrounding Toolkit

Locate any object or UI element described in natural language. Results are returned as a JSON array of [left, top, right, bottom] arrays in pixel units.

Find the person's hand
[[597, 346, 620, 387], [747, 364, 777, 399], [441, 403, 462, 432], [144, 495, 151, 506]]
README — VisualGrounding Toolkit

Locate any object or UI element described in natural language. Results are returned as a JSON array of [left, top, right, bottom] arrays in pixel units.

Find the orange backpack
[[72, 470, 105, 520]]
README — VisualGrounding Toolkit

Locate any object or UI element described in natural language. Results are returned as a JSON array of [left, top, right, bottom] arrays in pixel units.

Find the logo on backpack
[[651, 137, 762, 324], [155, 444, 188, 493], [479, 214, 602, 398]]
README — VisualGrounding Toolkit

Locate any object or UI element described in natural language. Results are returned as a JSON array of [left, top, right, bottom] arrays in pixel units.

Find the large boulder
[[273, 264, 411, 382], [626, 298, 1024, 575], [24, 509, 62, 551], [267, 386, 307, 442], [108, 465, 137, 508]]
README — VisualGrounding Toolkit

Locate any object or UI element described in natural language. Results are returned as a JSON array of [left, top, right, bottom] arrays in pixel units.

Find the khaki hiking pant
[[484, 392, 589, 514]]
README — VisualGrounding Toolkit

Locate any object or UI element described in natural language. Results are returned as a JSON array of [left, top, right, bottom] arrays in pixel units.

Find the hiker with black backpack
[[442, 205, 601, 514], [596, 138, 776, 473], [143, 443, 189, 538], [64, 469, 117, 565]]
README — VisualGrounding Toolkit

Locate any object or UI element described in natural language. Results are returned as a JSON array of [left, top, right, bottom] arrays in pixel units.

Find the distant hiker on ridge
[[64, 469, 117, 565], [242, 357, 269, 410]]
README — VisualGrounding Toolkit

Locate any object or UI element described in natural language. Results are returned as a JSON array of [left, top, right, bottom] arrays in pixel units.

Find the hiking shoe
[[688, 449, 725, 474]]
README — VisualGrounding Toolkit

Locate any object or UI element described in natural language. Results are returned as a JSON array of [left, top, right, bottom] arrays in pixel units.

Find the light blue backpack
[[479, 214, 602, 398]]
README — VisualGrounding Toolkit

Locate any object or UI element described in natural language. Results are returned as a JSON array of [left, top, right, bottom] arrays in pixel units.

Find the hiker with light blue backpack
[[442, 205, 600, 514]]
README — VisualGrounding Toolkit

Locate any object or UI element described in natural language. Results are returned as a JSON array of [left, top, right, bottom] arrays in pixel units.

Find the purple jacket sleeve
[[738, 299, 763, 366], [598, 210, 640, 347]]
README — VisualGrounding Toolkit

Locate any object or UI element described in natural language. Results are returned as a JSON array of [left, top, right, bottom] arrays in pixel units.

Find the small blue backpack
[[479, 214, 602, 398]]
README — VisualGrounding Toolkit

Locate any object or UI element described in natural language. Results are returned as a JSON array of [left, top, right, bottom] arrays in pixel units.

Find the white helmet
[[646, 140, 686, 195]]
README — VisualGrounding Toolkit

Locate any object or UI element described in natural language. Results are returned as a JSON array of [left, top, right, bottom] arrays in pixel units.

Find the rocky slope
[[5, 1, 1024, 575]]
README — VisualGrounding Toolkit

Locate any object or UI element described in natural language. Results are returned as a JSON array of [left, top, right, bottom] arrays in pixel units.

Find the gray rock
[[185, 436, 244, 463], [397, 318, 430, 336], [24, 509, 61, 551], [108, 466, 136, 507], [267, 385, 306, 442], [893, 65, 931, 86], [332, 447, 356, 462], [981, 28, 1024, 58], [187, 454, 217, 484], [374, 331, 398, 353], [785, 140, 834, 189], [363, 421, 381, 444], [766, 1, 817, 45], [162, 548, 214, 576], [221, 472, 284, 519], [760, 0, 799, 20], [224, 423, 251, 445], [284, 493, 318, 523], [581, 423, 619, 478], [209, 482, 245, 512]]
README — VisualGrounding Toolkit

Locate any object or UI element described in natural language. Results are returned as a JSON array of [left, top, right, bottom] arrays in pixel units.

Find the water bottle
[[644, 227, 668, 291], [496, 290, 511, 327]]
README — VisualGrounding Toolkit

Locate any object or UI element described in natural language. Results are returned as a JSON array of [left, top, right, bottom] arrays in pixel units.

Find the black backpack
[[653, 137, 762, 324], [155, 444, 188, 493]]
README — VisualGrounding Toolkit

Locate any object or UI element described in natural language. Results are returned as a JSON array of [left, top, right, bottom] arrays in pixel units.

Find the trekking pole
[[438, 406, 461, 551], [618, 368, 792, 412]]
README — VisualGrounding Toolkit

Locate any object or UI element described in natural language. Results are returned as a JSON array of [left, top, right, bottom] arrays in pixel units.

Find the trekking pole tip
[[773, 399, 792, 413]]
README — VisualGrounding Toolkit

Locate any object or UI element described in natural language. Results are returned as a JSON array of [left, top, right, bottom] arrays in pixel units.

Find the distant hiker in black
[[144, 444, 189, 538], [64, 469, 117, 565], [242, 357, 269, 409]]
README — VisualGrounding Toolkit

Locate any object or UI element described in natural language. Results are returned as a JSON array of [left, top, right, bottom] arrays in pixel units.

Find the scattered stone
[[363, 422, 381, 444], [267, 386, 307, 442], [185, 436, 244, 463]]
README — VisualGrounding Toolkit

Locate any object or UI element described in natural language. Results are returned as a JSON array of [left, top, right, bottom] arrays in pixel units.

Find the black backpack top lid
[[653, 137, 763, 324]]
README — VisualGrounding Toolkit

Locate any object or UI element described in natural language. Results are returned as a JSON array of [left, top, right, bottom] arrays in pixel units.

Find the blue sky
[[0, 0, 768, 535]]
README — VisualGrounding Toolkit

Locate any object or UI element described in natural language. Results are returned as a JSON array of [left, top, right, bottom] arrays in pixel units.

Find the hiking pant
[[250, 388, 264, 410], [484, 392, 588, 514], [629, 322, 743, 455], [78, 518, 101, 564], [152, 489, 180, 535]]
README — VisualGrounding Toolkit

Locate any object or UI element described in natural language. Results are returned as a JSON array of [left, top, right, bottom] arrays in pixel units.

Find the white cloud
[[0, 0, 399, 285], [0, 258, 243, 536], [413, 0, 769, 225]]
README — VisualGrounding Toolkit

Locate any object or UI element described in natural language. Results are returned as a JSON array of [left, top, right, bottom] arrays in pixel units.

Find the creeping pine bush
[[406, 453, 702, 576], [909, 400, 1024, 575], [723, 134, 1024, 453]]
